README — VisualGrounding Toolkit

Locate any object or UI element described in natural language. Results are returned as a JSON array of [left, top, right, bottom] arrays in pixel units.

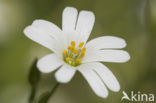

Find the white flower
[[24, 7, 130, 98]]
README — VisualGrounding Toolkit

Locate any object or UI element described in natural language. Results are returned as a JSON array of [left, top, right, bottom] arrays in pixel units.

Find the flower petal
[[37, 54, 63, 73], [32, 19, 62, 41], [24, 25, 58, 52], [55, 64, 76, 83], [62, 7, 78, 32], [87, 62, 120, 92], [83, 50, 130, 63], [78, 63, 108, 98], [86, 36, 126, 50], [76, 11, 95, 43]]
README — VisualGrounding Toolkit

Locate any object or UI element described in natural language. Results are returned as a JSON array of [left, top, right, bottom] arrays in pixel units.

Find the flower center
[[63, 41, 86, 67]]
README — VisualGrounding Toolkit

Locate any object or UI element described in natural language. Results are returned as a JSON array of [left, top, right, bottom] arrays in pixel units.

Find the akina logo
[[121, 91, 155, 102]]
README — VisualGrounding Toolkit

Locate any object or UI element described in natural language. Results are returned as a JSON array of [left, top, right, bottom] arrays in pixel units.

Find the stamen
[[76, 59, 81, 64], [79, 42, 84, 48], [63, 41, 86, 67], [63, 50, 68, 56], [68, 46, 72, 50], [66, 57, 71, 61], [81, 47, 86, 52], [80, 52, 85, 57], [73, 49, 78, 54], [71, 41, 76, 47]]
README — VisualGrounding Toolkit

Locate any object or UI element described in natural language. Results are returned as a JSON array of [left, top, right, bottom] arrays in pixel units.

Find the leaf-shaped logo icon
[[121, 91, 131, 101]]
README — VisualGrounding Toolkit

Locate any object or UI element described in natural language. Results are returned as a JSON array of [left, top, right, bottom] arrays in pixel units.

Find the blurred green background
[[0, 0, 156, 103]]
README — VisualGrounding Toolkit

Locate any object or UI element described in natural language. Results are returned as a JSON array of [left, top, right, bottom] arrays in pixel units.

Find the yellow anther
[[81, 47, 86, 52], [71, 46, 76, 53], [63, 41, 86, 66], [79, 42, 84, 48], [80, 52, 85, 57], [71, 41, 76, 47], [73, 49, 78, 54], [66, 57, 71, 61], [68, 46, 72, 50], [63, 50, 68, 56], [76, 59, 81, 64]]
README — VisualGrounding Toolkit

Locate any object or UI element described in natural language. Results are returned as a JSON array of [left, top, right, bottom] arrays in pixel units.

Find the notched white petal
[[78, 64, 108, 98], [32, 19, 62, 41], [37, 54, 63, 73], [62, 7, 78, 32], [83, 50, 130, 63], [55, 64, 76, 83], [24, 19, 65, 54], [24, 26, 56, 51], [86, 36, 127, 49], [76, 10, 95, 43], [91, 62, 120, 92]]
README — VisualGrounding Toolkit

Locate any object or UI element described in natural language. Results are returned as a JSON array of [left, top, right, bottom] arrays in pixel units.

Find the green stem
[[38, 83, 60, 103], [29, 86, 36, 103], [49, 83, 60, 98]]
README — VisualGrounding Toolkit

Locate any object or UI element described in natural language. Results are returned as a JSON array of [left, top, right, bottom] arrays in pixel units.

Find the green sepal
[[28, 59, 40, 86]]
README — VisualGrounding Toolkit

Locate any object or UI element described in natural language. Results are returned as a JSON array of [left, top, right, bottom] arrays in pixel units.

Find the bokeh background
[[0, 0, 156, 103]]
